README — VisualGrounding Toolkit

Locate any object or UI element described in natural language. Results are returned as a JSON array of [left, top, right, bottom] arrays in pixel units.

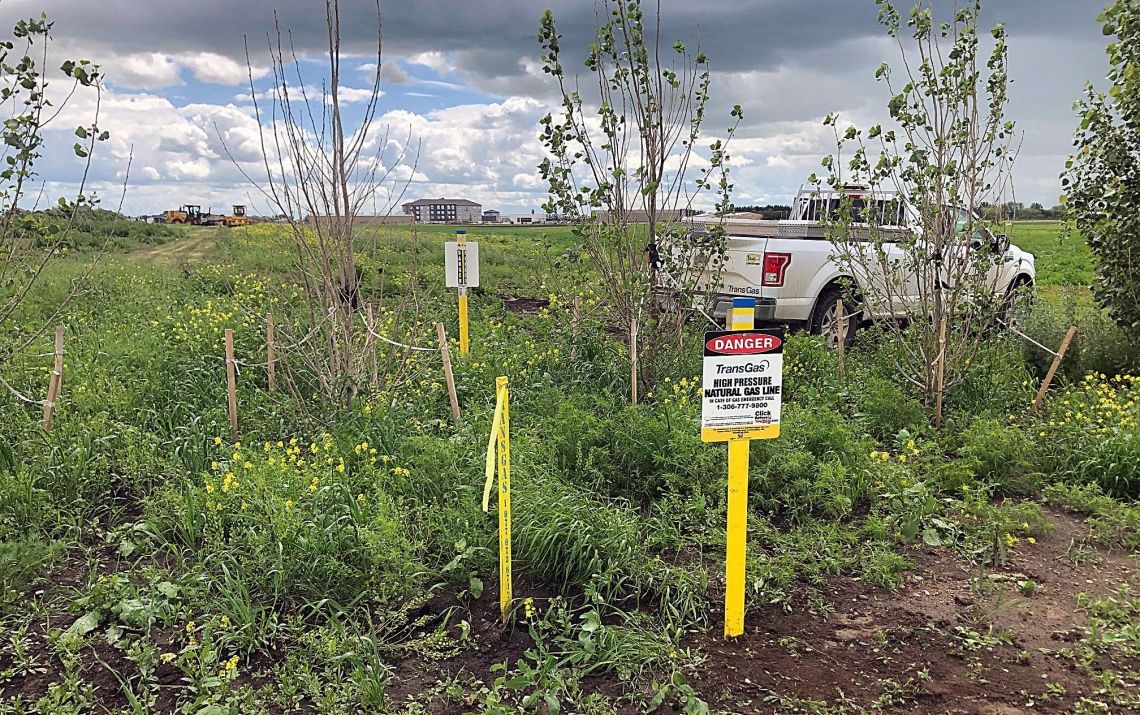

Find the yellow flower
[[160, 652, 177, 664], [284, 499, 294, 510], [213, 436, 223, 445], [1027, 537, 1036, 545]]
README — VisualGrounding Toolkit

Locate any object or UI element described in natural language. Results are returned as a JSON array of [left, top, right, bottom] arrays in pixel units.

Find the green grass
[[1008, 220, 1094, 288], [0, 216, 1136, 712]]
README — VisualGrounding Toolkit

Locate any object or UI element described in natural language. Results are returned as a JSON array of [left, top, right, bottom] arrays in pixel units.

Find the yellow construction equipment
[[164, 205, 205, 225], [223, 205, 251, 228]]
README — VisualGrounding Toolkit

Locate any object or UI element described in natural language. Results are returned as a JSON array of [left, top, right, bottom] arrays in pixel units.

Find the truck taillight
[[762, 252, 791, 286]]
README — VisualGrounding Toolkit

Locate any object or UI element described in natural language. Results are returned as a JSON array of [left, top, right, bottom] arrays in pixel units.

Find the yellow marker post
[[482, 376, 512, 621], [724, 437, 750, 637], [726, 296, 754, 637], [702, 296, 785, 639], [457, 231, 470, 354], [730, 300, 755, 330]]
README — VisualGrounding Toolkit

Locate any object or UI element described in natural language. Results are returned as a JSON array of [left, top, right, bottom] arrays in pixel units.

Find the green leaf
[[59, 611, 100, 647], [115, 598, 153, 628]]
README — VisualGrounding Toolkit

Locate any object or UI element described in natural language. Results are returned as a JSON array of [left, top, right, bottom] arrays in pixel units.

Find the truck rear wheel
[[811, 289, 857, 349], [999, 277, 1034, 331]]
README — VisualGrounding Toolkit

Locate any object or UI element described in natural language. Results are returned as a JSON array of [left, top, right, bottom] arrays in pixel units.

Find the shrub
[[1032, 374, 1140, 498], [512, 470, 707, 625], [0, 538, 60, 613], [1023, 294, 1140, 380], [850, 373, 927, 440], [958, 417, 1037, 494], [147, 438, 424, 611], [941, 339, 1037, 421]]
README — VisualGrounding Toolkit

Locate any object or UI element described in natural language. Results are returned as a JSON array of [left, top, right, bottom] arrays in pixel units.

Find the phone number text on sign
[[700, 329, 783, 442]]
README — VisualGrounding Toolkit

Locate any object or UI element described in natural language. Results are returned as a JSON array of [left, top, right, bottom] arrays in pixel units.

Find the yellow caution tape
[[482, 376, 513, 621], [482, 380, 505, 512]]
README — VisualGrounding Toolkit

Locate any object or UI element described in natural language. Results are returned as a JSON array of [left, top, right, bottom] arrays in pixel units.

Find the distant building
[[482, 209, 501, 223], [499, 213, 541, 224], [725, 211, 768, 220], [593, 208, 701, 223], [401, 198, 482, 223]]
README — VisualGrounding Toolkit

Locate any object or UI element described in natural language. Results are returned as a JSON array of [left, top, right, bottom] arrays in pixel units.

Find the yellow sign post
[[482, 376, 512, 621], [702, 297, 784, 638], [724, 437, 750, 637], [445, 230, 478, 355], [457, 232, 470, 354]]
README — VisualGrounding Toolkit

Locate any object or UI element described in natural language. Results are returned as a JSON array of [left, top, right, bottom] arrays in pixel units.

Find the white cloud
[[511, 172, 542, 189], [113, 53, 182, 89], [179, 52, 263, 85], [337, 86, 382, 103], [406, 51, 450, 74], [166, 158, 212, 180]]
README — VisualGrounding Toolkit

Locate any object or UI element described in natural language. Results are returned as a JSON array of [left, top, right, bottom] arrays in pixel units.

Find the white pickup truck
[[670, 186, 1036, 346]]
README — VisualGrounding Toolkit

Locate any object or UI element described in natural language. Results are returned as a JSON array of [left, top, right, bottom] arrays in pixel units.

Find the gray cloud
[[0, 0, 1114, 208]]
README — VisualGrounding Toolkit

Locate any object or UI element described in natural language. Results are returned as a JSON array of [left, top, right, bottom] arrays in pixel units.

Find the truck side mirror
[[992, 233, 1010, 254]]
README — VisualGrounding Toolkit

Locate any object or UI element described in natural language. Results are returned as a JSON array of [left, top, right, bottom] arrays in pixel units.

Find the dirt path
[[685, 508, 1139, 714], [131, 227, 218, 266]]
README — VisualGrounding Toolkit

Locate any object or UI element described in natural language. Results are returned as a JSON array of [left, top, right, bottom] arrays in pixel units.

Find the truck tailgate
[[719, 236, 768, 301]]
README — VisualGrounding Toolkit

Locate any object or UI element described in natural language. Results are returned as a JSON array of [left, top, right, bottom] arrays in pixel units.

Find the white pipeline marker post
[[445, 230, 480, 355], [701, 306, 784, 639]]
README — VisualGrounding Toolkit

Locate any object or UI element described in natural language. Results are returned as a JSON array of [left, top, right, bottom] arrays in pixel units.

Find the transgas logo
[[705, 333, 782, 355]]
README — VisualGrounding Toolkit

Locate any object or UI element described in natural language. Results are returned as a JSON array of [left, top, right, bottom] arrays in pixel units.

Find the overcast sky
[[0, 0, 1112, 215]]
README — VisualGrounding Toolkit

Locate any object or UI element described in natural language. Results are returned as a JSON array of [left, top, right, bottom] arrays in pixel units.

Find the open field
[[1007, 222, 1094, 290], [0, 220, 1138, 714]]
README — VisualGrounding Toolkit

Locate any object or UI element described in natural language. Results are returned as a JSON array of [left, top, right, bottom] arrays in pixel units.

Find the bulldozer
[[164, 205, 207, 225], [223, 205, 251, 228]]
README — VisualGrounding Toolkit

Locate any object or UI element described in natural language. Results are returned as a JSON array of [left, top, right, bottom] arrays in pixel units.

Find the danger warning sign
[[701, 329, 783, 442]]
